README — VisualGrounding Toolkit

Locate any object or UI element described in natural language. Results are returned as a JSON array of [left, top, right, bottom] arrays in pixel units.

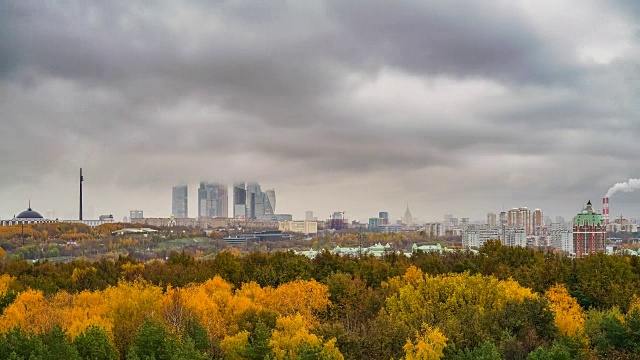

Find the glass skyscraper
[[233, 183, 247, 218], [198, 182, 228, 218], [265, 189, 276, 215], [172, 185, 188, 218]]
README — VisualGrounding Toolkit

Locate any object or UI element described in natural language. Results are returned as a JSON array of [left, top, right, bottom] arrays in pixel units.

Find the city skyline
[[2, 1, 640, 222], [0, 181, 620, 225]]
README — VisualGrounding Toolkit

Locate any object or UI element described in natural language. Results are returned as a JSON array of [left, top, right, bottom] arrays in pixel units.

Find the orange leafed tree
[[545, 284, 586, 338]]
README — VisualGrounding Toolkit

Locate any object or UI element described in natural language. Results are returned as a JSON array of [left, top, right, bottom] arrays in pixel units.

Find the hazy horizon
[[2, 1, 640, 222]]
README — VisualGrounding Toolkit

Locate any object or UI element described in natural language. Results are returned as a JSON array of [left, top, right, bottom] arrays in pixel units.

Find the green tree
[[40, 325, 81, 360], [0, 327, 46, 360], [74, 326, 119, 360], [444, 341, 502, 360], [527, 342, 572, 360], [127, 319, 206, 360]]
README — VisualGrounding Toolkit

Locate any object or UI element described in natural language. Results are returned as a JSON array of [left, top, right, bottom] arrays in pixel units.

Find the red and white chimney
[[603, 197, 610, 225]]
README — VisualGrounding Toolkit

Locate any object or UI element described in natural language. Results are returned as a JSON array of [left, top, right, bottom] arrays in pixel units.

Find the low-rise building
[[278, 221, 318, 234]]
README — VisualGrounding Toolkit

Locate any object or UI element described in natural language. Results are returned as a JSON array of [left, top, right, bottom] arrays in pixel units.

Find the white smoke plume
[[606, 179, 640, 198]]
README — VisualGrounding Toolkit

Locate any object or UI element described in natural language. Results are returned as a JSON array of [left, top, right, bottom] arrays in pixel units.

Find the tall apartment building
[[198, 182, 228, 218], [532, 209, 543, 235], [172, 185, 188, 218], [573, 200, 606, 258], [502, 227, 527, 247], [550, 222, 573, 254], [507, 206, 540, 235], [462, 225, 501, 248], [130, 210, 144, 219], [507, 208, 518, 227], [487, 212, 497, 227], [499, 211, 507, 226], [424, 222, 444, 237]]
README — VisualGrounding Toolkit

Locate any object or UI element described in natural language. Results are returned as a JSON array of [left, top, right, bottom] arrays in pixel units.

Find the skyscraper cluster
[[173, 182, 275, 219], [233, 183, 275, 219]]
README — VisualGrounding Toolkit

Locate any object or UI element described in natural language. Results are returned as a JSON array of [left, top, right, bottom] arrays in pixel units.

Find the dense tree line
[[1, 241, 640, 359]]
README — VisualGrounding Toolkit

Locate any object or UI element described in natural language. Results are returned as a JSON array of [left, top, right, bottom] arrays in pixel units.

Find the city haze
[[1, 1, 640, 222]]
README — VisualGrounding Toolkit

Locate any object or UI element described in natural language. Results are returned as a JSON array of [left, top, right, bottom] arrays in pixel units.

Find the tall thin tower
[[79, 168, 84, 220]]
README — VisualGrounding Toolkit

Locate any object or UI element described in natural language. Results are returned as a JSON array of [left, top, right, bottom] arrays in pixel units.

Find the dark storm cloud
[[0, 0, 639, 220]]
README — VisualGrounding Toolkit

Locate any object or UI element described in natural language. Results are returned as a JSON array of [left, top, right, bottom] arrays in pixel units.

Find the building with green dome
[[573, 200, 606, 258]]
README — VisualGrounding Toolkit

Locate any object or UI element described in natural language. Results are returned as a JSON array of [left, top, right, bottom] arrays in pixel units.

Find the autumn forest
[[1, 242, 640, 359]]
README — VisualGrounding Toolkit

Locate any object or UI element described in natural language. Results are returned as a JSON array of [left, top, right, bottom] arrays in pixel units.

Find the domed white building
[[1, 202, 55, 226]]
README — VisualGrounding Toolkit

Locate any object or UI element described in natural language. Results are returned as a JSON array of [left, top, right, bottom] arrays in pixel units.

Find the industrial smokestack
[[80, 168, 84, 220], [602, 197, 609, 225]]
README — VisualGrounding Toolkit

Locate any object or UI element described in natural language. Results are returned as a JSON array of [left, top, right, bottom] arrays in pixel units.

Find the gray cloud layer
[[1, 0, 639, 221]]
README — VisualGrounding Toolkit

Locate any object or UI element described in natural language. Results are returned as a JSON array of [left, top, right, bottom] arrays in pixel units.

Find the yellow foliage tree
[[103, 280, 163, 355], [121, 262, 145, 281], [385, 270, 537, 347], [627, 294, 640, 314], [269, 314, 343, 360], [56, 290, 111, 339], [403, 323, 448, 360], [220, 330, 249, 360], [0, 274, 15, 296], [261, 280, 330, 324], [545, 284, 586, 338], [0, 289, 56, 334]]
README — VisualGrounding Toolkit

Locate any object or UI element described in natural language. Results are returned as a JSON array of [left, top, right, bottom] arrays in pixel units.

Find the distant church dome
[[16, 207, 43, 219]]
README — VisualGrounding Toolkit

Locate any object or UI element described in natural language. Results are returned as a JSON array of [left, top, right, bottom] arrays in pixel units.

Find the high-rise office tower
[[233, 183, 247, 218], [246, 183, 265, 219], [172, 185, 188, 218], [198, 182, 229, 218], [265, 189, 276, 216], [217, 185, 229, 218]]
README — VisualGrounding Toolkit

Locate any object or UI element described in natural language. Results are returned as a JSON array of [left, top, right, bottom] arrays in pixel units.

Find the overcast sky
[[1, 0, 639, 223]]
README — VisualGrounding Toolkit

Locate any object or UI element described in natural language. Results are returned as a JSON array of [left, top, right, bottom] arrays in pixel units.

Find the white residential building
[[462, 225, 501, 248], [502, 227, 527, 247], [550, 223, 573, 254]]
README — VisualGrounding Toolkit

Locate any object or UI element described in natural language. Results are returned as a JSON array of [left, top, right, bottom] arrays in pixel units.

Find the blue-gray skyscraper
[[233, 183, 247, 218], [172, 185, 188, 218], [246, 183, 265, 219]]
